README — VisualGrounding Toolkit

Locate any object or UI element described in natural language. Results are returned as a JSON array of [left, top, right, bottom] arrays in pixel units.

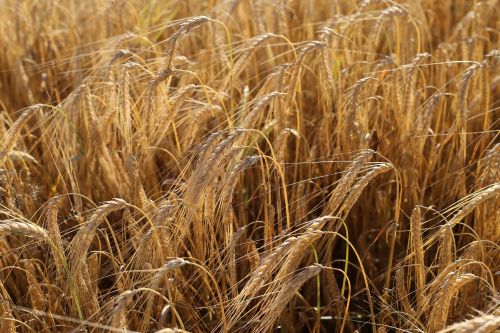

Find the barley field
[[0, 0, 498, 332]]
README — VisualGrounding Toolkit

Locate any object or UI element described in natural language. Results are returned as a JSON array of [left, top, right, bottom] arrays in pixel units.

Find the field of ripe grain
[[0, 1, 498, 332]]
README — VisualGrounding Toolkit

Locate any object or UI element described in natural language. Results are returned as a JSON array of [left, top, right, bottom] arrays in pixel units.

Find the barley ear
[[411, 206, 426, 312]]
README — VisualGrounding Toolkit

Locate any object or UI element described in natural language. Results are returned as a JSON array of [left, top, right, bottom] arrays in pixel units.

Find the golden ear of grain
[[164, 16, 210, 71], [1, 105, 41, 153], [255, 264, 322, 332], [111, 290, 134, 330], [87, 253, 100, 296], [78, 255, 100, 317], [238, 235, 297, 300], [449, 184, 499, 226], [339, 163, 392, 216], [22, 260, 46, 312], [474, 145, 500, 243], [422, 184, 500, 251], [225, 235, 297, 330], [457, 64, 481, 133], [223, 33, 277, 90], [437, 314, 500, 333], [0, 279, 16, 333], [402, 53, 431, 133], [253, 0, 265, 34], [147, 69, 177, 115], [218, 155, 259, 215], [239, 92, 283, 130], [274, 229, 323, 283], [226, 217, 333, 331], [68, 198, 127, 274], [273, 216, 332, 281], [277, 0, 288, 33], [45, 196, 66, 285], [437, 224, 454, 274], [5, 150, 38, 164], [428, 273, 477, 332], [244, 238, 260, 272], [410, 206, 427, 313], [0, 220, 49, 240], [323, 149, 374, 215], [395, 268, 414, 316], [224, 226, 247, 296]]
